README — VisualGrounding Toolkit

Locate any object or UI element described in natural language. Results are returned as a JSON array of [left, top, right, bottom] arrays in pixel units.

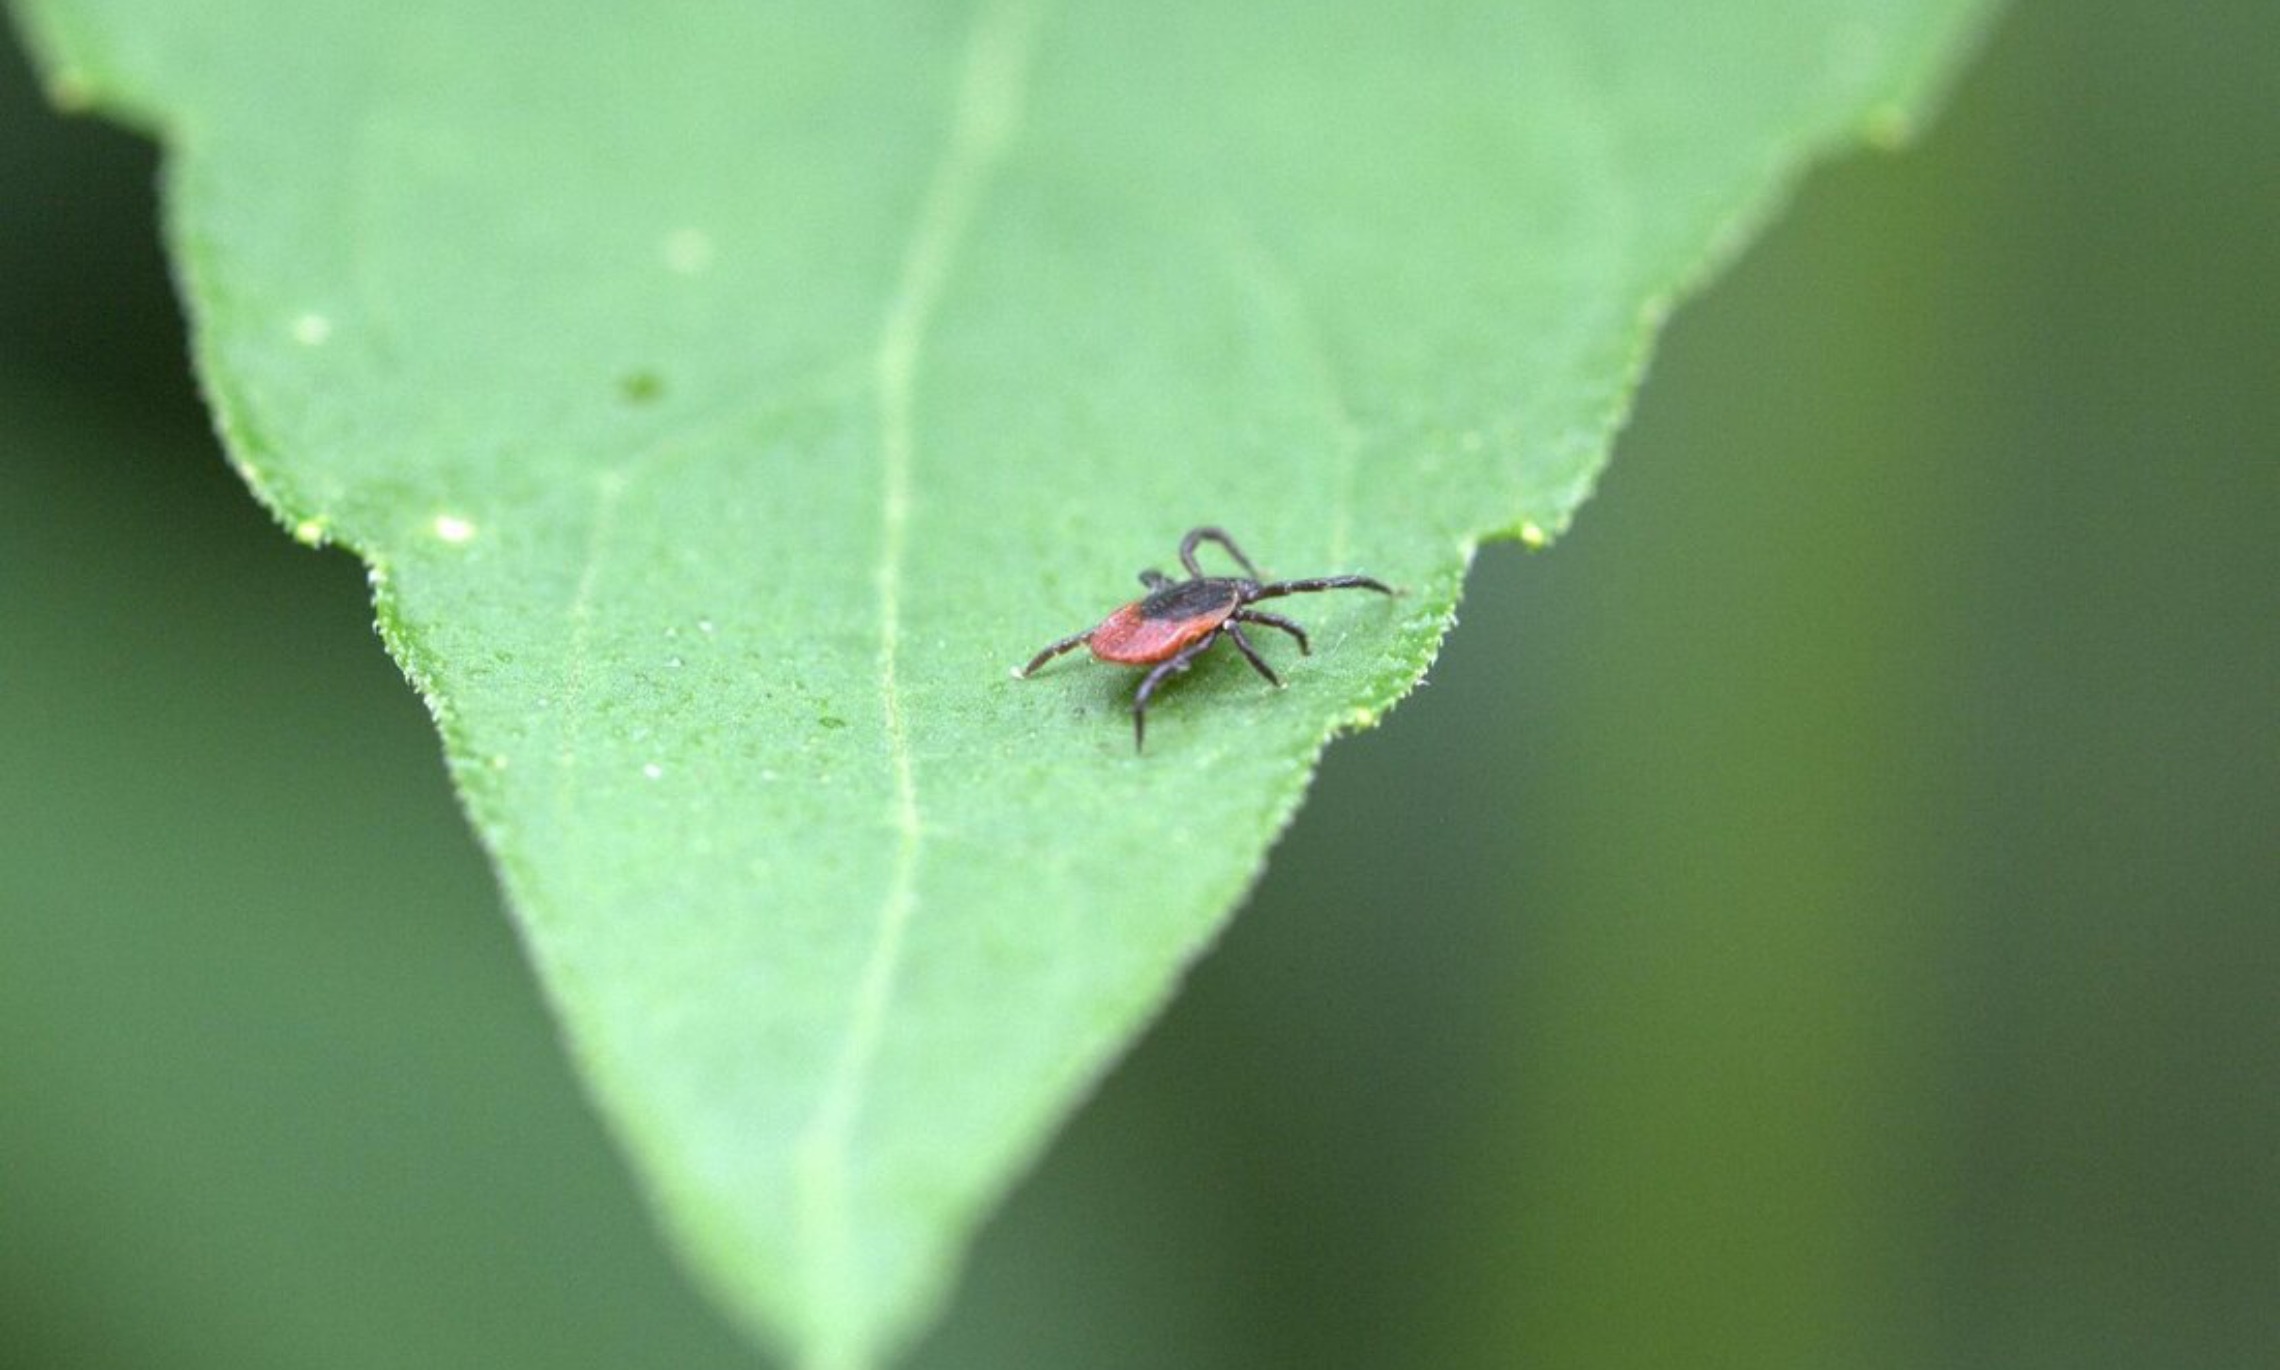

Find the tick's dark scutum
[[1138, 578, 1243, 622]]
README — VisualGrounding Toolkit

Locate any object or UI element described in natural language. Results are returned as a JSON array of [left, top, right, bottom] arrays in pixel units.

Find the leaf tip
[[44, 66, 96, 112]]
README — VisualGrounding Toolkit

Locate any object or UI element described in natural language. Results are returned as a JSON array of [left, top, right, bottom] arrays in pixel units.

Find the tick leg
[[1131, 632, 1218, 752], [1231, 608, 1310, 655], [1179, 526, 1264, 581], [1137, 567, 1173, 589], [1018, 630, 1091, 678], [1253, 573, 1396, 599], [1223, 623, 1284, 688]]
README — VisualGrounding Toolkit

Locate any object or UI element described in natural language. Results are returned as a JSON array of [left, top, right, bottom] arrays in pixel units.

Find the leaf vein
[[791, 0, 1048, 1356]]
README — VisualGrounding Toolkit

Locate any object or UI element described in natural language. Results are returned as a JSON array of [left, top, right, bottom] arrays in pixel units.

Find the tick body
[[1017, 526, 1396, 750]]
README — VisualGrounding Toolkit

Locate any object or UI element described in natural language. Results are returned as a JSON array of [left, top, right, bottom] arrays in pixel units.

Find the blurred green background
[[4, 1, 2273, 1366]]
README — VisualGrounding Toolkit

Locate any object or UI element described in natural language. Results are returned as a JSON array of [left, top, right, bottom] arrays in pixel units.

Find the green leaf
[[12, 0, 1992, 1362]]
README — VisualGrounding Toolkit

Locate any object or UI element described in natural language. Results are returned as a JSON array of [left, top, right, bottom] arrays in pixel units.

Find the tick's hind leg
[[1179, 526, 1264, 581], [1231, 608, 1309, 655], [1222, 623, 1284, 688], [1017, 630, 1091, 678], [1137, 568, 1173, 589], [1130, 633, 1217, 751], [1253, 573, 1396, 599]]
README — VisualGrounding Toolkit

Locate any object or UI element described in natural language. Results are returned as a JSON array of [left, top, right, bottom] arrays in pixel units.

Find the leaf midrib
[[786, 0, 1051, 1358]]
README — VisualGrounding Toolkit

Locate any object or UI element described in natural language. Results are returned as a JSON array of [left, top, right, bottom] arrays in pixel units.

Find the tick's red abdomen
[[1086, 580, 1241, 665]]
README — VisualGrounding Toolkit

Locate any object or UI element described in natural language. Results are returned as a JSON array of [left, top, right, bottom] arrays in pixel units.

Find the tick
[[1016, 526, 1396, 750]]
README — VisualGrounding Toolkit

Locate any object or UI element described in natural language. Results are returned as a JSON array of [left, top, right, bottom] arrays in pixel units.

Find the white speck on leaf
[[433, 514, 477, 544], [290, 312, 333, 345], [663, 228, 715, 275]]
